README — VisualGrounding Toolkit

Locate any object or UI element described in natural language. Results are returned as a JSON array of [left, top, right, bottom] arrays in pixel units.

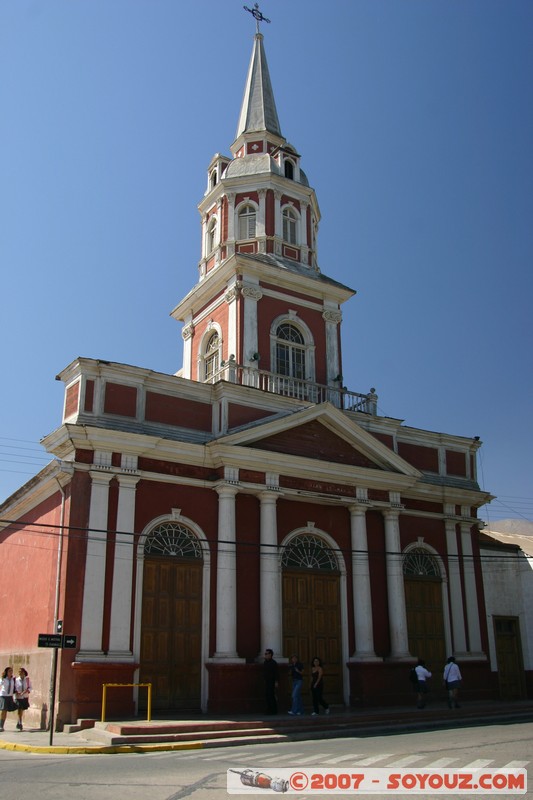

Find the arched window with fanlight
[[203, 331, 221, 382], [403, 547, 441, 578], [275, 322, 306, 379], [144, 521, 203, 560], [282, 206, 298, 245], [281, 534, 337, 571], [237, 203, 257, 240]]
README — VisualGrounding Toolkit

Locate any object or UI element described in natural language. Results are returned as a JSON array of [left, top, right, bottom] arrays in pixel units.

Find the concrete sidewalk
[[0, 700, 532, 755]]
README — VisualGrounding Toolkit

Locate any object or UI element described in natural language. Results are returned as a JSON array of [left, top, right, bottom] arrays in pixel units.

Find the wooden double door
[[140, 558, 202, 710], [494, 617, 525, 700], [404, 577, 446, 670], [282, 570, 343, 704]]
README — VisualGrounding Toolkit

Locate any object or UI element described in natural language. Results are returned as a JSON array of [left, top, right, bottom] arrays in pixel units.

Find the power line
[[0, 517, 529, 563]]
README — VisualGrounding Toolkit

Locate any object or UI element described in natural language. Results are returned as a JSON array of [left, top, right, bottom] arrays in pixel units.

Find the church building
[[0, 24, 496, 725]]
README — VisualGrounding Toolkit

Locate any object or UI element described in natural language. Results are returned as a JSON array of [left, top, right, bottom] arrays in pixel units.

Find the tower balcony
[[207, 359, 377, 415]]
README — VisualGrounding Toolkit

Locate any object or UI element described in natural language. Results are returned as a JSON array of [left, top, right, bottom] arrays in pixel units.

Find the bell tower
[[171, 21, 355, 404]]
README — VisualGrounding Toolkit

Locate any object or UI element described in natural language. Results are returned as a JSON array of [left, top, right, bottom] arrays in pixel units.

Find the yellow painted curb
[[0, 740, 204, 755]]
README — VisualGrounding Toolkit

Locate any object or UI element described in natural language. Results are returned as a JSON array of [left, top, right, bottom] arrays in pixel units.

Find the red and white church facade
[[0, 31, 496, 725]]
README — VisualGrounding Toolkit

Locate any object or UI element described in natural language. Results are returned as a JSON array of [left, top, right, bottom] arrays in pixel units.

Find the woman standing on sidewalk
[[310, 657, 330, 716], [0, 666, 17, 731], [14, 667, 32, 730]]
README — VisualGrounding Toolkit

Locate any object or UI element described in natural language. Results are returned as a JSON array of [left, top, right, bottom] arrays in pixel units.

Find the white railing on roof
[[206, 360, 377, 415]]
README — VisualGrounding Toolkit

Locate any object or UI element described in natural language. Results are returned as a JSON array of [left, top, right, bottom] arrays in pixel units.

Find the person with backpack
[[413, 659, 432, 709]]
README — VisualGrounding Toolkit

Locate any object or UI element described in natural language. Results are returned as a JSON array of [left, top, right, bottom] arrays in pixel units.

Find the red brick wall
[[104, 383, 137, 417], [84, 379, 94, 412], [398, 442, 439, 472], [446, 450, 467, 476], [145, 392, 212, 431], [227, 403, 276, 429], [65, 381, 80, 418]]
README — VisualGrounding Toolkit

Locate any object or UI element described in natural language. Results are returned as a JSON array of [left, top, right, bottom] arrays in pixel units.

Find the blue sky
[[1, 0, 532, 523]]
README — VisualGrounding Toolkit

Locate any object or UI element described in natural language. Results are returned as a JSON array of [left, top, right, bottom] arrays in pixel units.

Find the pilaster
[[78, 471, 114, 659], [383, 509, 411, 659]]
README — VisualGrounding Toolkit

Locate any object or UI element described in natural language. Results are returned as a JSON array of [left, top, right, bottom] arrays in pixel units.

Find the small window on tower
[[282, 206, 298, 245], [284, 159, 294, 180], [204, 332, 221, 382], [206, 217, 217, 254], [238, 204, 257, 240]]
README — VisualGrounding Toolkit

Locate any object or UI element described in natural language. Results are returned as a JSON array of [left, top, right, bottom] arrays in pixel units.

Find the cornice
[[206, 442, 418, 493], [0, 461, 74, 530]]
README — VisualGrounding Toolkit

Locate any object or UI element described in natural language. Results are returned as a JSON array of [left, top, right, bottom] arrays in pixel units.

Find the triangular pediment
[[250, 419, 382, 468], [212, 402, 420, 477]]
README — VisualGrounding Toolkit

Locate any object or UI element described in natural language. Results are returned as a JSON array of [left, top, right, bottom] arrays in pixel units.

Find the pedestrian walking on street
[[14, 667, 32, 730], [288, 654, 304, 715], [263, 649, 279, 715], [443, 656, 462, 709], [0, 667, 17, 731], [414, 659, 432, 709]]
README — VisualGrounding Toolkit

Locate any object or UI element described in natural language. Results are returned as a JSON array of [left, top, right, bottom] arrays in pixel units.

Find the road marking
[[387, 755, 427, 767], [260, 751, 306, 763], [463, 759, 494, 768], [323, 753, 365, 764], [293, 753, 332, 764], [503, 761, 530, 768], [427, 758, 461, 767], [202, 751, 257, 761], [353, 754, 394, 766]]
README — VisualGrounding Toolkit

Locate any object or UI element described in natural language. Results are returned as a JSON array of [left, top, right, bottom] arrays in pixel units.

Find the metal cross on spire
[[243, 3, 271, 33]]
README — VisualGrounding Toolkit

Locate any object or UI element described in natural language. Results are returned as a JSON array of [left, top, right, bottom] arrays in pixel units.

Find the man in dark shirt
[[288, 654, 304, 715], [263, 649, 278, 714]]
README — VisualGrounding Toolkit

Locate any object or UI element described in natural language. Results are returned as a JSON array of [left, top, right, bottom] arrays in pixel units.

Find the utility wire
[[0, 517, 528, 563]]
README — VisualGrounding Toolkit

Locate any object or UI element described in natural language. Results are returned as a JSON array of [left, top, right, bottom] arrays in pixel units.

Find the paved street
[[0, 721, 530, 799]]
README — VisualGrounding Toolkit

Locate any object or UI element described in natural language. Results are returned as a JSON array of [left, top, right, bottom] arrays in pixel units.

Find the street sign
[[38, 633, 63, 648], [62, 635, 77, 649]]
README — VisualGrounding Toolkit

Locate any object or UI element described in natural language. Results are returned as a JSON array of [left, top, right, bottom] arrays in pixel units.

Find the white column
[[201, 214, 207, 260], [460, 521, 484, 656], [224, 281, 239, 363], [78, 471, 113, 659], [108, 474, 139, 659], [273, 190, 282, 252], [214, 199, 223, 265], [214, 486, 242, 660], [181, 319, 194, 380], [322, 308, 342, 390], [349, 506, 378, 660], [226, 192, 236, 242], [299, 201, 308, 248], [258, 492, 282, 658], [242, 284, 262, 368], [257, 188, 266, 240], [444, 516, 467, 655], [383, 510, 411, 659]]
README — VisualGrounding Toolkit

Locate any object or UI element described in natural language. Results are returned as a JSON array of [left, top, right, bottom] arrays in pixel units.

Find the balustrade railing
[[206, 361, 377, 415]]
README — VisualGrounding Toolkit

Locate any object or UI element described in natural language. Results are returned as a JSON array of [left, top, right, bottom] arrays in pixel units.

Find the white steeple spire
[[235, 33, 282, 140]]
